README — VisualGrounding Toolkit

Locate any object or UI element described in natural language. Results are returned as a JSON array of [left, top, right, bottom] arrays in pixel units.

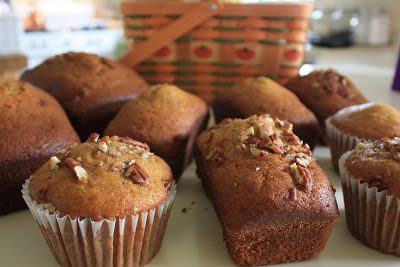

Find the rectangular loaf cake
[[194, 115, 339, 266]]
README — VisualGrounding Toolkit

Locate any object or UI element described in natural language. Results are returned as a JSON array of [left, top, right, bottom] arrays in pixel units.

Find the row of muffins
[[0, 51, 398, 266]]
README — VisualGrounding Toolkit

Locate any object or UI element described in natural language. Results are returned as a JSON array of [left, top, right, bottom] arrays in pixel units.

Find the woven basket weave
[[120, 0, 313, 102]]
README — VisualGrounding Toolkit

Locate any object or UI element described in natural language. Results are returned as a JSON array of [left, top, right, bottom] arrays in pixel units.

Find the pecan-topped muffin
[[23, 134, 176, 266], [0, 80, 79, 215], [340, 138, 400, 256], [21, 52, 149, 139], [326, 103, 400, 172], [286, 69, 368, 131], [212, 77, 320, 149], [28, 134, 173, 220], [195, 115, 339, 266]]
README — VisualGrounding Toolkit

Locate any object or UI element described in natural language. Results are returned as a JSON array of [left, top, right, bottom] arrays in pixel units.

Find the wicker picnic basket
[[120, 0, 313, 103]]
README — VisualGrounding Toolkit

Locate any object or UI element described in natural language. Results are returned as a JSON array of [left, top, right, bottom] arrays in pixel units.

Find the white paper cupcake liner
[[325, 102, 374, 172], [339, 151, 400, 256], [22, 178, 176, 267]]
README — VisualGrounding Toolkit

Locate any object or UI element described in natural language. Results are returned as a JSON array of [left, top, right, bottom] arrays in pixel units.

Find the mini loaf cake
[[326, 103, 400, 172], [195, 115, 339, 266], [0, 80, 79, 215], [285, 69, 368, 132], [213, 77, 320, 149], [23, 134, 175, 266], [21, 52, 148, 139], [339, 138, 400, 256], [105, 84, 209, 179]]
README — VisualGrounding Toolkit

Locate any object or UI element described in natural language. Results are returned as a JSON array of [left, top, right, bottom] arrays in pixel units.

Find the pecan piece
[[126, 163, 149, 185], [120, 137, 150, 150], [164, 181, 171, 191], [65, 157, 89, 184], [87, 133, 100, 143], [49, 156, 61, 171]]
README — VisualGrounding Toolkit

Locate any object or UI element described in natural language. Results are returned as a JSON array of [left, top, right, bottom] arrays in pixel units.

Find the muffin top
[[196, 115, 338, 229], [104, 84, 208, 153], [21, 52, 148, 117], [0, 80, 79, 163], [217, 77, 318, 126], [285, 69, 368, 123], [345, 138, 400, 197], [329, 103, 400, 140], [29, 134, 173, 220]]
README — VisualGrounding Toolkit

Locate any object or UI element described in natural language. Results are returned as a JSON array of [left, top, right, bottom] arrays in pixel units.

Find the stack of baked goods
[[1, 50, 399, 266]]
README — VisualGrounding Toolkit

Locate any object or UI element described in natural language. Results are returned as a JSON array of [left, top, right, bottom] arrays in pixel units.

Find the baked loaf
[[104, 84, 209, 179], [21, 52, 148, 139], [285, 69, 368, 131], [0, 80, 79, 215], [29, 134, 173, 220], [213, 77, 320, 149], [195, 115, 339, 266]]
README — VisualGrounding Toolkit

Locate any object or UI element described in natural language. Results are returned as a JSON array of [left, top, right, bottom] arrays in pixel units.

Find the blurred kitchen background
[[1, 0, 400, 92]]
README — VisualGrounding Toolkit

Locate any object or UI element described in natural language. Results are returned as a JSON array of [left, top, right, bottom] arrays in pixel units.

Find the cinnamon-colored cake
[[104, 84, 209, 179], [285, 69, 368, 131], [340, 138, 400, 256], [195, 115, 339, 266], [21, 52, 148, 139], [24, 134, 175, 266], [213, 77, 320, 149], [0, 80, 79, 215], [326, 103, 400, 172]]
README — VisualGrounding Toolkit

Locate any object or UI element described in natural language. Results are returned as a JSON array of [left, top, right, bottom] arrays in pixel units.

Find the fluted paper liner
[[339, 151, 400, 256], [326, 102, 374, 172], [22, 178, 176, 266]]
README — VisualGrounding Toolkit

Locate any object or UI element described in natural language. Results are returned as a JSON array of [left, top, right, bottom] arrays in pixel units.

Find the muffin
[[105, 84, 209, 180], [285, 69, 368, 136], [326, 102, 400, 172], [213, 77, 320, 149], [0, 80, 79, 215], [22, 134, 176, 266], [195, 115, 339, 266], [339, 138, 400, 256], [21, 52, 148, 139]]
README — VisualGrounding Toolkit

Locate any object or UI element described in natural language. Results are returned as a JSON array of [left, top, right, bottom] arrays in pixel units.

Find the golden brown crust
[[331, 103, 400, 140], [21, 52, 149, 139], [29, 135, 173, 220], [194, 115, 339, 265], [213, 77, 320, 149], [286, 69, 368, 125], [345, 138, 400, 197], [0, 80, 80, 214], [104, 84, 209, 179]]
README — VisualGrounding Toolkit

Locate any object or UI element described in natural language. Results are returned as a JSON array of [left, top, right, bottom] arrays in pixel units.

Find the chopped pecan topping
[[369, 176, 386, 192], [110, 135, 120, 141], [49, 156, 61, 171], [120, 137, 150, 150], [111, 161, 126, 173], [64, 157, 89, 184], [288, 187, 297, 201], [98, 142, 109, 153], [42, 203, 56, 213], [164, 181, 171, 191], [100, 136, 110, 143], [128, 159, 136, 166], [126, 163, 149, 185], [141, 151, 154, 159], [87, 133, 100, 143], [268, 142, 285, 154]]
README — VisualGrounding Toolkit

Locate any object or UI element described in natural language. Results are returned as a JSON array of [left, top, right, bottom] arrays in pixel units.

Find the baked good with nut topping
[[23, 134, 176, 266], [339, 138, 400, 256], [21, 52, 148, 140], [326, 103, 400, 172], [194, 115, 339, 266], [105, 84, 209, 180], [285, 69, 368, 136], [0, 80, 79, 215], [212, 77, 320, 149]]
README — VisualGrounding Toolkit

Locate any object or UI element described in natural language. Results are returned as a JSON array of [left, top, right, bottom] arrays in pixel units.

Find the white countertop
[[0, 46, 399, 266]]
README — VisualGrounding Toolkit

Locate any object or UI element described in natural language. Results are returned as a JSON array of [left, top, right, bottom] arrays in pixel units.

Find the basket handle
[[120, 0, 224, 68]]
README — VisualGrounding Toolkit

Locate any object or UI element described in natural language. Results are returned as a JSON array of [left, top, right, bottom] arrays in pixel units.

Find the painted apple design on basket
[[155, 47, 171, 58], [235, 47, 255, 61], [194, 46, 213, 58], [284, 48, 301, 61]]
